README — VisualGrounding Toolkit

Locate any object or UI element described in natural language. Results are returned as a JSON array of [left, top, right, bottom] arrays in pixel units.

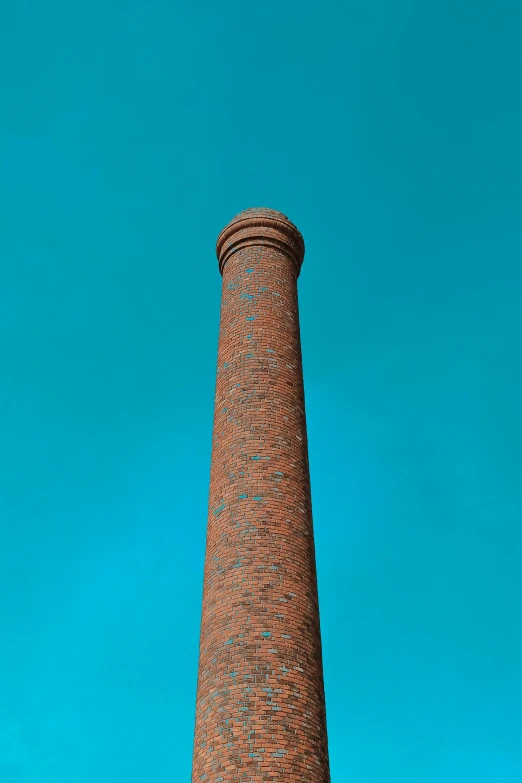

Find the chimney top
[[216, 207, 305, 276]]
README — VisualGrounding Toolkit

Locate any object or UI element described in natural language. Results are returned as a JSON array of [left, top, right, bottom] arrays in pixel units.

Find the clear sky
[[1, 1, 521, 781]]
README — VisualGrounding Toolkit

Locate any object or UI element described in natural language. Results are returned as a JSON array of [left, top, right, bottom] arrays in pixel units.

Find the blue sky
[[1, 1, 521, 781]]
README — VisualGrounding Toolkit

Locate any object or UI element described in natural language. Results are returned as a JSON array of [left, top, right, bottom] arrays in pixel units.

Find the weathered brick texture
[[192, 208, 331, 782]]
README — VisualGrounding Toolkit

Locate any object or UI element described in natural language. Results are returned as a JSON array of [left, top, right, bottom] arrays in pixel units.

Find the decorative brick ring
[[216, 207, 305, 277]]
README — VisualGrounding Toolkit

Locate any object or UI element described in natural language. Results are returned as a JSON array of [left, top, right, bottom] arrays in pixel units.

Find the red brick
[[192, 208, 331, 782]]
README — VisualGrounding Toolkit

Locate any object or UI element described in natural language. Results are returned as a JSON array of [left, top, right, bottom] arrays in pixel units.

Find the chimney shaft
[[192, 207, 331, 782]]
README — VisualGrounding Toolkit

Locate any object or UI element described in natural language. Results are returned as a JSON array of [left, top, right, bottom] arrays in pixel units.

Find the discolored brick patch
[[191, 208, 331, 782]]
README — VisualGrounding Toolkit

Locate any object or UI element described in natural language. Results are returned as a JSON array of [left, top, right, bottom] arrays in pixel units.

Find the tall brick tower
[[192, 208, 331, 782]]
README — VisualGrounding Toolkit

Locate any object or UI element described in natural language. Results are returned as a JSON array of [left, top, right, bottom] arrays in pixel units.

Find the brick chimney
[[192, 208, 331, 782]]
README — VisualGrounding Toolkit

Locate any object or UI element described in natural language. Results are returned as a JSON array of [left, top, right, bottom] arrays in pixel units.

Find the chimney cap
[[216, 207, 305, 276]]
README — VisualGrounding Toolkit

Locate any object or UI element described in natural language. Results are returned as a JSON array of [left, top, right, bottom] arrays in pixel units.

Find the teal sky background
[[1, 1, 521, 780]]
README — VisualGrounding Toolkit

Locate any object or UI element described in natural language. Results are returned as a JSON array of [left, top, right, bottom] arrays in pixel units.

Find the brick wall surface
[[191, 208, 331, 782]]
